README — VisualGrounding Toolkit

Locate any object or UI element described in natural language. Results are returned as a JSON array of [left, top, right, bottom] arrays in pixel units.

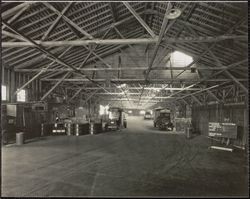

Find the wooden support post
[[10, 70, 15, 102], [242, 101, 248, 149], [7, 69, 10, 101], [1, 64, 4, 84], [18, 73, 21, 88], [31, 77, 35, 101], [35, 79, 38, 101], [39, 80, 42, 99]]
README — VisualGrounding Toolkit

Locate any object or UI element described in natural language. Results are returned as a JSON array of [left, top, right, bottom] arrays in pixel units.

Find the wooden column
[[2, 65, 4, 84], [35, 79, 38, 101], [7, 69, 10, 101], [32, 76, 35, 101], [243, 99, 249, 149], [39, 80, 42, 99], [10, 70, 16, 102]]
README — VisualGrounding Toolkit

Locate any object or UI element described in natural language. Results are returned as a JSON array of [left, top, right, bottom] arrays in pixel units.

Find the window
[[1, 85, 7, 101], [17, 89, 26, 102], [168, 51, 193, 67]]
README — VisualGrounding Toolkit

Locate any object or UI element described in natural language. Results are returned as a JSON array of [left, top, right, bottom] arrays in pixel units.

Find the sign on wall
[[208, 122, 237, 139], [7, 104, 16, 117]]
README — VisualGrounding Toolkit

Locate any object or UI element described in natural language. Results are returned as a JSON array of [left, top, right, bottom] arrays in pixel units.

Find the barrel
[[90, 123, 94, 135], [186, 127, 191, 139], [16, 132, 24, 145], [75, 124, 79, 136], [66, 123, 72, 136], [41, 123, 44, 136]]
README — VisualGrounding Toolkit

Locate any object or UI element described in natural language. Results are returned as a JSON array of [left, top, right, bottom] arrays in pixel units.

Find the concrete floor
[[1, 116, 249, 197]]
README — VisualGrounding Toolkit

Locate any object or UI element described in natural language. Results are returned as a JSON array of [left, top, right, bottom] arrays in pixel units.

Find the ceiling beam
[[4, 35, 246, 48], [143, 58, 247, 106], [185, 24, 248, 94], [123, 2, 156, 38], [61, 11, 133, 107], [68, 88, 83, 102], [206, 89, 221, 102], [224, 70, 248, 93], [17, 66, 244, 72], [42, 78, 247, 83], [180, 82, 229, 100], [41, 2, 73, 41], [67, 87, 201, 91], [2, 4, 31, 30], [1, 2, 34, 19], [144, 14, 249, 105], [2, 19, 113, 100], [41, 73, 69, 101], [139, 3, 188, 105], [168, 59, 247, 97], [42, 2, 93, 39], [109, 2, 118, 22], [40, 28, 113, 80], [191, 95, 203, 106]]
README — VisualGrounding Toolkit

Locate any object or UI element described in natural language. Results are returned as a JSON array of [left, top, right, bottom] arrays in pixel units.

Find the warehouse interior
[[1, 1, 249, 197]]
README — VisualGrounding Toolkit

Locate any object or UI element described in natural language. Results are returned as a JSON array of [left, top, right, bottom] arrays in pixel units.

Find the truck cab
[[153, 108, 174, 130], [144, 111, 153, 119], [105, 107, 127, 131]]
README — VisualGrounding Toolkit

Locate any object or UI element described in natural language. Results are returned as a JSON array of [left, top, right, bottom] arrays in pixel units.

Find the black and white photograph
[[0, 0, 249, 197]]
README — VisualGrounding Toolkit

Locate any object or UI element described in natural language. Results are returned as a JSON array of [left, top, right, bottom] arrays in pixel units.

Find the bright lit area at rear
[[1, 1, 248, 198]]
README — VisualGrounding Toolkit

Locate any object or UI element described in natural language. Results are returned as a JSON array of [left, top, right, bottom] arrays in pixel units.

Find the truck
[[105, 107, 127, 131], [144, 111, 153, 119], [153, 107, 174, 130]]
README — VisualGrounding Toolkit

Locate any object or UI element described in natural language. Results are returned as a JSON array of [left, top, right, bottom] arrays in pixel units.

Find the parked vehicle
[[144, 111, 153, 119], [105, 107, 127, 131], [153, 107, 174, 130]]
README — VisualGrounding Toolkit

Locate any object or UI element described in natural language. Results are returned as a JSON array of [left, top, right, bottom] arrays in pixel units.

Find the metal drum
[[16, 132, 24, 145], [75, 124, 79, 136], [66, 123, 72, 136], [41, 123, 44, 136], [186, 127, 191, 139], [90, 123, 94, 135]]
